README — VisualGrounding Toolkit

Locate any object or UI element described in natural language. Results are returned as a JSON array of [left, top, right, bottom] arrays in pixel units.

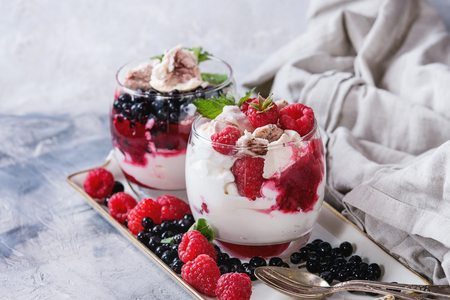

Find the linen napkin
[[243, 0, 450, 284]]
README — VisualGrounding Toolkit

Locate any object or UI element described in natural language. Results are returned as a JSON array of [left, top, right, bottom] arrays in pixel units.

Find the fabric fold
[[242, 0, 450, 284]]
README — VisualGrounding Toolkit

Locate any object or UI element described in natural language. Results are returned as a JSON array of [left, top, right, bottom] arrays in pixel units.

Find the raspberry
[[107, 192, 137, 225], [231, 157, 265, 200], [127, 198, 162, 235], [216, 273, 253, 300], [178, 230, 217, 263], [156, 195, 191, 221], [83, 168, 115, 199], [279, 103, 315, 136], [211, 127, 241, 155], [239, 98, 256, 115], [181, 254, 221, 296], [246, 94, 279, 128]]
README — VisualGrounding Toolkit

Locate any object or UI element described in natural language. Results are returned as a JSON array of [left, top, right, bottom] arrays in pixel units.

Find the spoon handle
[[339, 280, 450, 298]]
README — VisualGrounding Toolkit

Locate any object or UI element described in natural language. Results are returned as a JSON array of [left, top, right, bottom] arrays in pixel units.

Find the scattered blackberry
[[280, 262, 290, 268], [124, 219, 128, 228], [141, 217, 154, 230], [228, 258, 242, 269], [242, 263, 257, 281], [219, 265, 230, 275], [319, 271, 334, 285], [178, 218, 193, 233], [151, 225, 164, 237], [249, 256, 266, 268], [147, 236, 161, 252], [317, 241, 332, 256], [269, 257, 284, 267], [311, 239, 323, 246], [137, 229, 152, 245], [368, 263, 382, 279], [217, 252, 230, 266], [110, 181, 125, 196], [171, 258, 184, 274], [231, 264, 245, 273], [161, 249, 178, 265], [290, 252, 302, 264], [349, 255, 362, 264], [214, 245, 221, 256], [155, 244, 170, 258], [339, 241, 353, 257], [161, 231, 175, 239], [306, 260, 319, 273], [173, 233, 183, 244]]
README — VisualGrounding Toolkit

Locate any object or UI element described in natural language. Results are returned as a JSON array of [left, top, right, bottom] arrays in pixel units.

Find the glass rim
[[191, 115, 319, 150], [115, 55, 234, 98]]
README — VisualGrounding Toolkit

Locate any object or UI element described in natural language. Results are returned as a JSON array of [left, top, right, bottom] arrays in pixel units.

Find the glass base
[[127, 180, 187, 200], [215, 230, 313, 259]]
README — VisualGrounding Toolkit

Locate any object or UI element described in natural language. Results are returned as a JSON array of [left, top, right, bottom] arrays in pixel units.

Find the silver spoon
[[255, 266, 450, 299]]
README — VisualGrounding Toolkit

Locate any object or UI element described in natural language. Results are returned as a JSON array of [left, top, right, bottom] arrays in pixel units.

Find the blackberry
[[249, 256, 266, 268], [131, 101, 151, 122], [318, 259, 332, 273], [217, 253, 230, 266], [155, 244, 170, 258], [161, 249, 178, 265], [141, 217, 154, 230], [231, 264, 245, 273], [161, 220, 178, 232], [177, 218, 193, 233], [110, 181, 124, 196], [306, 261, 319, 273], [269, 257, 284, 267], [168, 89, 181, 96], [124, 219, 128, 228], [147, 236, 161, 251], [280, 263, 290, 268], [161, 231, 175, 239], [171, 258, 184, 274], [306, 251, 319, 263], [151, 225, 164, 237], [145, 88, 158, 96], [334, 257, 347, 266], [173, 233, 183, 244], [367, 263, 382, 279], [214, 245, 221, 256], [242, 263, 257, 281], [317, 241, 332, 257], [137, 229, 152, 244], [228, 258, 242, 268], [330, 247, 342, 258], [150, 99, 166, 113], [311, 239, 323, 246], [319, 271, 334, 285], [339, 241, 353, 257], [219, 264, 230, 275], [348, 255, 362, 264], [290, 252, 302, 264]]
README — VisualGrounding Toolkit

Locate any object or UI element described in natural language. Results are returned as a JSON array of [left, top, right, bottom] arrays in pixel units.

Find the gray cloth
[[242, 0, 450, 284]]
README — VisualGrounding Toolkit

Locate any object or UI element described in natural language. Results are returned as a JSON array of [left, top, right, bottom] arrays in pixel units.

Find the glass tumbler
[[111, 56, 236, 191], [185, 116, 326, 257]]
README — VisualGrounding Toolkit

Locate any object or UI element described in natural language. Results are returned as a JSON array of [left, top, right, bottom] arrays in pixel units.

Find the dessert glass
[[185, 116, 326, 258], [111, 56, 236, 191]]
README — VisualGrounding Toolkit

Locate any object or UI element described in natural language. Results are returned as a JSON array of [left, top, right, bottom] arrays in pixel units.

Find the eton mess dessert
[[185, 90, 326, 253], [111, 44, 235, 190]]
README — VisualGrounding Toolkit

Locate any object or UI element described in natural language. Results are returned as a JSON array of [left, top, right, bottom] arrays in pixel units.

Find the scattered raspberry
[[239, 98, 256, 115], [127, 198, 162, 235], [83, 168, 115, 199], [107, 192, 137, 225], [216, 273, 253, 300], [279, 103, 315, 136], [211, 126, 241, 155], [178, 230, 217, 263], [231, 157, 265, 200], [246, 94, 279, 128], [181, 254, 221, 296], [156, 195, 191, 221]]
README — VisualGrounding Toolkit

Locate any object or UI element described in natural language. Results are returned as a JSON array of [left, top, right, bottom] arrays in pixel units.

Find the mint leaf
[[201, 73, 228, 85], [161, 237, 175, 246], [192, 93, 235, 119], [150, 54, 164, 60], [189, 218, 215, 242], [238, 87, 256, 108], [185, 47, 211, 63]]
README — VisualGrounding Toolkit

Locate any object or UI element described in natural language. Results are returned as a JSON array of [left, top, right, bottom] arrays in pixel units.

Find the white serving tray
[[67, 155, 428, 300]]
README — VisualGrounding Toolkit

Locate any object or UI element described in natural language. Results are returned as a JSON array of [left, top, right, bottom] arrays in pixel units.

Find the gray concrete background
[[1, 1, 450, 299]]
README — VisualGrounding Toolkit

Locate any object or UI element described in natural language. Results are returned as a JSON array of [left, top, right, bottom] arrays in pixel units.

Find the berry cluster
[[290, 239, 382, 284], [111, 86, 222, 166]]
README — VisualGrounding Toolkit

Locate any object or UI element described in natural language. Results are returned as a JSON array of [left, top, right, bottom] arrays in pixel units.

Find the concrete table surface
[[1, 1, 449, 299]]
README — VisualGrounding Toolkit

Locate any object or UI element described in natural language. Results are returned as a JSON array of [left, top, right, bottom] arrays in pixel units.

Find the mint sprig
[[160, 218, 215, 245], [193, 88, 257, 120], [238, 87, 256, 108], [192, 92, 235, 119], [201, 73, 228, 85], [188, 218, 215, 242]]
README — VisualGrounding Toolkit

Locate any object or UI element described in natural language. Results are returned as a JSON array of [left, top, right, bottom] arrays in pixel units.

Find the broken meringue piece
[[253, 124, 284, 143], [236, 131, 269, 156], [211, 106, 255, 135], [150, 44, 203, 93], [275, 99, 290, 110], [123, 62, 153, 90]]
